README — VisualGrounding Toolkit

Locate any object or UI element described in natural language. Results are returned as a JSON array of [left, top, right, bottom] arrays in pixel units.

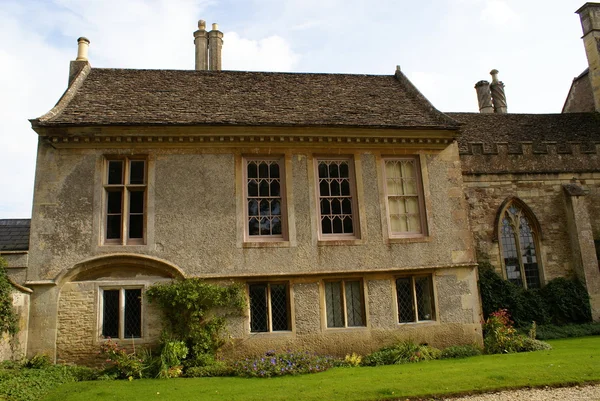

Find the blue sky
[[0, 0, 590, 218]]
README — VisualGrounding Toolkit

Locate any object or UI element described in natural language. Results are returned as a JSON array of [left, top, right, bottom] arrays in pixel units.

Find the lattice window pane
[[108, 161, 124, 185], [249, 284, 268, 332], [124, 289, 142, 338], [385, 159, 422, 235], [501, 217, 523, 287], [246, 159, 283, 237], [102, 290, 120, 338], [396, 278, 415, 323], [519, 216, 541, 289], [317, 160, 354, 235], [345, 281, 365, 327], [325, 282, 344, 327], [129, 161, 145, 184], [270, 284, 289, 331], [415, 277, 434, 321]]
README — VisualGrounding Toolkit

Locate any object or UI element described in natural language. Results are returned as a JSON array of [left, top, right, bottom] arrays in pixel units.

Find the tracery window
[[499, 202, 541, 289]]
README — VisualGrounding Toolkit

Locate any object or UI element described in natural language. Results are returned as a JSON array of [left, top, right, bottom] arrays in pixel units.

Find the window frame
[[497, 200, 543, 290], [242, 156, 288, 242], [382, 156, 427, 238], [99, 286, 144, 340], [395, 275, 436, 324], [323, 279, 366, 329], [247, 282, 292, 333], [314, 156, 360, 240], [103, 157, 147, 245]]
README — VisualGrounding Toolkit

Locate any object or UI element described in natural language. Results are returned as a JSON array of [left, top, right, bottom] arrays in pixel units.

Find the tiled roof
[[448, 112, 600, 152], [0, 219, 30, 251], [32, 68, 459, 130]]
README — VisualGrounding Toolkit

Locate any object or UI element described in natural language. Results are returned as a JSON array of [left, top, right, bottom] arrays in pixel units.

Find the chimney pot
[[212, 23, 218, 30], [474, 80, 494, 113], [208, 23, 224, 71], [199, 20, 206, 29], [489, 69, 507, 113], [76, 37, 90, 61], [194, 20, 209, 70]]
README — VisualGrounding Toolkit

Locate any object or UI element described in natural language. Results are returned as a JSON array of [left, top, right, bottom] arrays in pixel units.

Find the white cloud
[[480, 0, 520, 25], [224, 32, 299, 71]]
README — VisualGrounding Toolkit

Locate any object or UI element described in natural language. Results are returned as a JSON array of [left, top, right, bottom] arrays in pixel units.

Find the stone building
[[2, 4, 600, 364]]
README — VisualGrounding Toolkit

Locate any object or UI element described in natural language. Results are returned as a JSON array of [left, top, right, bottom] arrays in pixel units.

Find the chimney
[[489, 69, 507, 113], [194, 20, 209, 71], [475, 80, 494, 113], [69, 37, 90, 86], [208, 23, 223, 71], [576, 3, 600, 112]]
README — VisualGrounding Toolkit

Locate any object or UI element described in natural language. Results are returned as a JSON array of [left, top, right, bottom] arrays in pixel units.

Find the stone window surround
[[92, 153, 155, 253], [95, 282, 148, 344], [320, 278, 368, 330], [381, 155, 428, 238], [246, 280, 295, 335], [496, 198, 544, 290], [242, 156, 289, 242], [393, 274, 437, 324]]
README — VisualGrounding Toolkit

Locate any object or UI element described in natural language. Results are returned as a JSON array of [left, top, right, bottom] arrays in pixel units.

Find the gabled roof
[[562, 68, 595, 113], [0, 219, 30, 251], [448, 112, 600, 152], [32, 68, 459, 130]]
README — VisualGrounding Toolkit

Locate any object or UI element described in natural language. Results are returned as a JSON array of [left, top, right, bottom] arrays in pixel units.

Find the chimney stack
[[475, 80, 494, 113], [489, 69, 508, 113], [69, 37, 90, 86], [576, 3, 600, 112], [208, 23, 223, 71], [194, 21, 223, 71]]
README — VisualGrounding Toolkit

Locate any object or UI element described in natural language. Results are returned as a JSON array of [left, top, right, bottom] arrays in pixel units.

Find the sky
[[0, 0, 591, 218]]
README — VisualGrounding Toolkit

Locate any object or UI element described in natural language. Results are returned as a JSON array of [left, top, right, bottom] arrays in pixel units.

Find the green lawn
[[42, 336, 600, 401]]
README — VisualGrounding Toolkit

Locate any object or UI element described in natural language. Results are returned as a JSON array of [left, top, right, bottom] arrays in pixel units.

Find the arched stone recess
[[493, 197, 545, 290], [55, 254, 184, 365]]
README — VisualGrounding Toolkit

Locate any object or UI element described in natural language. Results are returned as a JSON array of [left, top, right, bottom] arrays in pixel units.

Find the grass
[[41, 336, 600, 401]]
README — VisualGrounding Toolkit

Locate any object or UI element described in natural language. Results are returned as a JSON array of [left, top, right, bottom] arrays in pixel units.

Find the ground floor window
[[324, 280, 365, 328], [395, 276, 434, 323], [101, 288, 142, 339], [249, 283, 290, 332]]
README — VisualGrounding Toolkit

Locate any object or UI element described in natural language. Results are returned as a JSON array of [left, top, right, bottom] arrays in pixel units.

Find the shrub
[[231, 351, 335, 377], [0, 257, 19, 337], [440, 345, 482, 359], [24, 354, 52, 369], [541, 278, 591, 324], [343, 353, 362, 367], [483, 309, 552, 354], [519, 337, 552, 352], [99, 339, 147, 379], [186, 362, 232, 377], [362, 341, 441, 366], [158, 340, 188, 378], [535, 323, 600, 340], [146, 279, 246, 364]]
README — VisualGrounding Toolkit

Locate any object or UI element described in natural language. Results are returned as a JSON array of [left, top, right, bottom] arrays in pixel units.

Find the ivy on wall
[[0, 257, 19, 336], [146, 278, 246, 366]]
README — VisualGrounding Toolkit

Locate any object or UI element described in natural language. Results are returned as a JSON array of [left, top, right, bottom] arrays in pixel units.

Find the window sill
[[97, 337, 152, 345], [249, 330, 294, 336], [324, 326, 368, 332], [317, 239, 364, 246], [397, 320, 437, 327], [243, 241, 291, 249], [386, 236, 431, 245]]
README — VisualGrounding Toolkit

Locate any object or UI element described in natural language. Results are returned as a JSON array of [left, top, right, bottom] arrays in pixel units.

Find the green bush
[[231, 351, 335, 377], [99, 339, 147, 379], [361, 341, 441, 366], [158, 340, 188, 378], [483, 309, 552, 354], [440, 345, 482, 359], [186, 362, 231, 377], [536, 323, 600, 340], [24, 354, 52, 369], [518, 337, 552, 352], [0, 257, 19, 337], [478, 263, 591, 327]]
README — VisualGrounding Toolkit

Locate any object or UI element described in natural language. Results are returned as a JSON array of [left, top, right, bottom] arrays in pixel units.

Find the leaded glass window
[[104, 158, 147, 245], [248, 283, 290, 333], [101, 288, 142, 339], [384, 157, 426, 236], [245, 158, 285, 240], [395, 276, 435, 323], [316, 159, 357, 237], [499, 202, 542, 289], [324, 280, 365, 328]]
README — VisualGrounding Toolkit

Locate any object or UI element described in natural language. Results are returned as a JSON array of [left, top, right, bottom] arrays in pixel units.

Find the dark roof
[[448, 112, 600, 152], [562, 68, 595, 113], [0, 219, 30, 251], [33, 68, 458, 130]]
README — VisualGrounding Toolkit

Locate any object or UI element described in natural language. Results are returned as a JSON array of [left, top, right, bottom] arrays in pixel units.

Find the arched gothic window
[[498, 201, 542, 289]]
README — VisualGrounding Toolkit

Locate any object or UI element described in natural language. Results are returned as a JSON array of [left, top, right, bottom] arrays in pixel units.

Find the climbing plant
[[146, 278, 246, 366], [0, 257, 19, 336]]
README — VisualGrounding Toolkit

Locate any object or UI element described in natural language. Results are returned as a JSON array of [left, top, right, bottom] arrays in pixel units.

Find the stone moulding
[[460, 141, 600, 156]]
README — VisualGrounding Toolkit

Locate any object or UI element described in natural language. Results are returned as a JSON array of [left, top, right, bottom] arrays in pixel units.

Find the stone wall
[[0, 288, 30, 361]]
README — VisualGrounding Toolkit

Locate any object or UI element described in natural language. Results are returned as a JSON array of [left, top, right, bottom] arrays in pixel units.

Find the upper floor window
[[498, 200, 542, 289], [104, 158, 147, 245], [383, 157, 426, 237], [244, 157, 286, 240], [316, 158, 359, 238]]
